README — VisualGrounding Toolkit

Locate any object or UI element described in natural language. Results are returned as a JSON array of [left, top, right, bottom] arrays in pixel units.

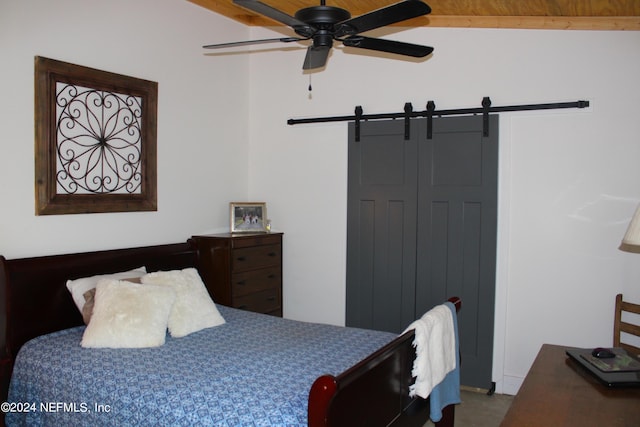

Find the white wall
[[2, 0, 640, 396], [245, 26, 640, 394], [0, 0, 249, 258]]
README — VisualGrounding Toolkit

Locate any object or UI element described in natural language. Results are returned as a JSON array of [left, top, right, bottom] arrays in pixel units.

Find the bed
[[0, 240, 460, 427]]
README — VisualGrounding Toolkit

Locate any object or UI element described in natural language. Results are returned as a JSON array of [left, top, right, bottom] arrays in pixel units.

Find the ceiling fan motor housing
[[294, 6, 351, 25], [294, 6, 352, 48]]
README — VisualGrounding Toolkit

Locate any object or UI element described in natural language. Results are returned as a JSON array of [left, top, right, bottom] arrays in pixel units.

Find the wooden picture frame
[[230, 202, 268, 233], [34, 56, 158, 215]]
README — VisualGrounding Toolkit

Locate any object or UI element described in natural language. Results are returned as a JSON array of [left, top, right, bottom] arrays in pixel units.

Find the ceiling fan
[[203, 0, 434, 70]]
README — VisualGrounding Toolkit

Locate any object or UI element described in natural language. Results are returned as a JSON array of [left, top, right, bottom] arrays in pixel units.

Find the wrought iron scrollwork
[[55, 83, 143, 194]]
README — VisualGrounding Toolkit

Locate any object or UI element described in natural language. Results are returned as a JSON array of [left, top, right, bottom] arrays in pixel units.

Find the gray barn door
[[414, 116, 498, 389], [346, 115, 498, 389], [345, 119, 419, 333]]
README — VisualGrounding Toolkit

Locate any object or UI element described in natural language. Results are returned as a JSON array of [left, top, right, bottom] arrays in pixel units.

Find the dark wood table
[[500, 344, 640, 427]]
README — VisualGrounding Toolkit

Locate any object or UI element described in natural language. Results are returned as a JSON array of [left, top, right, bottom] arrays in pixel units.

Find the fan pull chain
[[308, 75, 312, 93]]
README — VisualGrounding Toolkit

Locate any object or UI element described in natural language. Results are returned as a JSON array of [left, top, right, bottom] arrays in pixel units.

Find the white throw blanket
[[403, 304, 457, 398]]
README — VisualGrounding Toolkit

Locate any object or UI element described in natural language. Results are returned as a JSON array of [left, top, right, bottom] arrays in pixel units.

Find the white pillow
[[81, 279, 175, 348], [141, 268, 225, 337], [66, 267, 147, 314]]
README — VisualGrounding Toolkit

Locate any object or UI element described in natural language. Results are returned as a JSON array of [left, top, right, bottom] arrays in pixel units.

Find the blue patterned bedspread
[[6, 306, 396, 426]]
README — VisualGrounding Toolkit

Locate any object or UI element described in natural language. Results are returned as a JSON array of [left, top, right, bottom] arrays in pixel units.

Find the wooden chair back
[[614, 293, 640, 356]]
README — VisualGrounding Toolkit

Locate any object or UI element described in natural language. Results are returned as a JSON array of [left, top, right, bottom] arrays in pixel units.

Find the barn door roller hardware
[[288, 98, 590, 141], [404, 103, 412, 140]]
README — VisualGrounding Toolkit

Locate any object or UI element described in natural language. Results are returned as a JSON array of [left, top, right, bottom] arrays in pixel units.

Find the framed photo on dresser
[[230, 202, 268, 233]]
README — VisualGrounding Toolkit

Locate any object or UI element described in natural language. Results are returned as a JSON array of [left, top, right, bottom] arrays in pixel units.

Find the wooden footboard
[[308, 297, 461, 427]]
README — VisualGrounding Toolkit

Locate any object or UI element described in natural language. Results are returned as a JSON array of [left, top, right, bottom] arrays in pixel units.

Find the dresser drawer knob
[[267, 274, 276, 279], [236, 256, 246, 261], [268, 252, 277, 257], [236, 280, 246, 286]]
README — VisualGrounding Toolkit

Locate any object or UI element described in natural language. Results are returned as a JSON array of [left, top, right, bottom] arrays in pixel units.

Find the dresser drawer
[[231, 244, 281, 272], [230, 233, 282, 248], [233, 288, 281, 314], [232, 267, 281, 297]]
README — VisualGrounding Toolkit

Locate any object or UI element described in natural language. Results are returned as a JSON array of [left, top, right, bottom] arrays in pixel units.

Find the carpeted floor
[[425, 389, 514, 427]]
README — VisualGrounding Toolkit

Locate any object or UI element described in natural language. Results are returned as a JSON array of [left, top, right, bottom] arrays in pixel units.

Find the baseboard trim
[[501, 375, 524, 395], [461, 385, 489, 394]]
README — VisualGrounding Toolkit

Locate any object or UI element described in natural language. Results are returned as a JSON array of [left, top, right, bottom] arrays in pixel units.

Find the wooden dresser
[[192, 233, 283, 317]]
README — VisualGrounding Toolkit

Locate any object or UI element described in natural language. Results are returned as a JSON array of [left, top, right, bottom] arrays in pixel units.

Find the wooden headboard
[[0, 240, 199, 402]]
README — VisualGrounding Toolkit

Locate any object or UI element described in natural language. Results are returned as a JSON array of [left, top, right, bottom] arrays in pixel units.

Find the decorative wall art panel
[[34, 56, 158, 215]]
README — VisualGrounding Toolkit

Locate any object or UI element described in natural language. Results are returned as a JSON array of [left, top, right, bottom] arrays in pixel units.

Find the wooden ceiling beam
[[426, 15, 640, 30], [188, 0, 640, 31]]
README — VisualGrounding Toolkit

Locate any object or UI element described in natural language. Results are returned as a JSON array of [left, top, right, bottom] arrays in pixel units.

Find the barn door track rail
[[287, 97, 590, 141]]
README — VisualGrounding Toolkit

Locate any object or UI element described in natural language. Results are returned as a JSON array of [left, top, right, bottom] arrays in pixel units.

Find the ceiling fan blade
[[203, 37, 305, 49], [234, 0, 315, 35], [302, 46, 330, 70], [334, 0, 431, 37], [343, 36, 433, 58]]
